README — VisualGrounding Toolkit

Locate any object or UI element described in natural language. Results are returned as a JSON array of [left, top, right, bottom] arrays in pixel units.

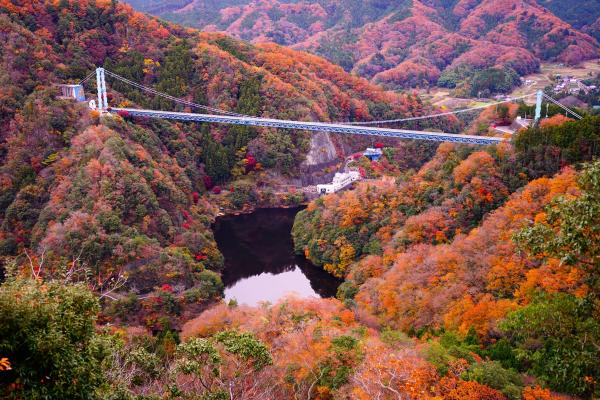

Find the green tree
[[514, 159, 600, 292], [0, 279, 107, 399], [174, 330, 273, 398], [200, 126, 231, 183], [104, 52, 147, 106], [317, 335, 362, 390], [227, 180, 258, 209], [500, 294, 599, 397], [514, 116, 600, 179], [463, 361, 523, 400], [153, 40, 197, 111], [223, 76, 262, 165], [506, 160, 600, 397], [469, 67, 521, 97]]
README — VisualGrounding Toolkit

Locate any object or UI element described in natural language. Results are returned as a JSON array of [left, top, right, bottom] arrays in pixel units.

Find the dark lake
[[213, 207, 341, 306]]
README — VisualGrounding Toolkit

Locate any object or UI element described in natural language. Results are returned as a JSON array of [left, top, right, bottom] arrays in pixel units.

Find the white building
[[317, 171, 361, 194], [56, 84, 86, 102], [364, 147, 383, 161]]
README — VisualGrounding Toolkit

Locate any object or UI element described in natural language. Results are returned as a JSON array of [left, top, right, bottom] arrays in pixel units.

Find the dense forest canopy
[[0, 0, 440, 335], [292, 116, 600, 398]]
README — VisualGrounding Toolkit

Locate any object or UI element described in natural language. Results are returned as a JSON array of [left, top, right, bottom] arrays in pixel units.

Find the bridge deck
[[111, 108, 506, 145]]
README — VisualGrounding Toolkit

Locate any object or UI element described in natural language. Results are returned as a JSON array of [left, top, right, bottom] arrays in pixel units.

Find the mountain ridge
[[126, 0, 600, 90]]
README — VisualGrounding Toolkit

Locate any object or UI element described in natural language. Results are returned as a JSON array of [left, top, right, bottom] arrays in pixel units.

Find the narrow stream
[[213, 207, 341, 306]]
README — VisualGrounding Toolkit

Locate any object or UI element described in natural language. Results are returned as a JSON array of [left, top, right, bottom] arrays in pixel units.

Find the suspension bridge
[[71, 68, 582, 146]]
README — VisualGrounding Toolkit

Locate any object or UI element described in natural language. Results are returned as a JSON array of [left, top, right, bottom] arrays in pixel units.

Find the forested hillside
[[292, 115, 600, 399], [1, 0, 599, 399], [126, 0, 600, 90], [539, 0, 600, 40], [0, 0, 439, 330]]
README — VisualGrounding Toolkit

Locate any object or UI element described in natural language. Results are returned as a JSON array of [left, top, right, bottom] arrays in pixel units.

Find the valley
[[126, 0, 600, 91], [412, 60, 600, 113], [0, 1, 599, 400], [509, 60, 600, 98]]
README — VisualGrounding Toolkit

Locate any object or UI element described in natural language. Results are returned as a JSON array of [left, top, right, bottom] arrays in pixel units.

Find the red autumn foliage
[[353, 168, 579, 337], [245, 154, 257, 172], [155, 0, 599, 88], [203, 175, 214, 190]]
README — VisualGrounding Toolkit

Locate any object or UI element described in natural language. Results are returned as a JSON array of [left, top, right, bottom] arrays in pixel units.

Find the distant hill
[[587, 17, 600, 42], [124, 0, 192, 14], [538, 0, 600, 29], [126, 0, 600, 90], [537, 1, 600, 43]]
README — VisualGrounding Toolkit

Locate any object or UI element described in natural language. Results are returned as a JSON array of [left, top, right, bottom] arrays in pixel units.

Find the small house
[[363, 147, 383, 161]]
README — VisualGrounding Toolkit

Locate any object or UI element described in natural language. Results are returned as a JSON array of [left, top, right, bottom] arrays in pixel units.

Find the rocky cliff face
[[304, 132, 338, 167]]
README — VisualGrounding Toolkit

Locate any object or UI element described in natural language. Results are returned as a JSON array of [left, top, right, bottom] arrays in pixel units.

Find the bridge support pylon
[[534, 90, 543, 125], [95, 67, 108, 112]]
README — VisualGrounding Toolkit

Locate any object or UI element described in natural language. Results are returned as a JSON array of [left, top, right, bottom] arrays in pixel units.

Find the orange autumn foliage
[[522, 386, 570, 400], [181, 296, 516, 399], [540, 114, 575, 129], [294, 144, 515, 277], [157, 0, 599, 88], [345, 342, 440, 399], [181, 297, 461, 399], [354, 168, 580, 337], [453, 151, 497, 185], [0, 357, 11, 371], [439, 378, 507, 400], [444, 294, 517, 337]]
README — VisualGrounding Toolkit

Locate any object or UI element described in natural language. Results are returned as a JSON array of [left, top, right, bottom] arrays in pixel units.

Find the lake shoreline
[[212, 207, 340, 306]]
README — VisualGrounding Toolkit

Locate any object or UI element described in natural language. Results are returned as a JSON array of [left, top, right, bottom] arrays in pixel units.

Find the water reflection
[[213, 207, 341, 305]]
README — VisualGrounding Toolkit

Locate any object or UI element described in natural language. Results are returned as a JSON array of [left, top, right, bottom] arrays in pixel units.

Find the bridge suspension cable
[[103, 69, 248, 117], [111, 107, 505, 145], [90, 67, 502, 145], [96, 68, 539, 126], [96, 68, 569, 128], [84, 67, 585, 146], [339, 93, 537, 126], [541, 93, 583, 120], [78, 71, 97, 86], [90, 67, 585, 127]]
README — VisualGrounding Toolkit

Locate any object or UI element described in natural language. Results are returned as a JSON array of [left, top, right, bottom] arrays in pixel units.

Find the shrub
[[463, 361, 523, 400], [197, 270, 224, 299], [500, 293, 600, 397], [425, 332, 480, 376], [0, 279, 107, 399]]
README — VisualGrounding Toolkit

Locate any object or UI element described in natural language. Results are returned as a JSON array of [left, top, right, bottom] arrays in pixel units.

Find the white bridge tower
[[95, 67, 108, 111], [534, 90, 543, 124]]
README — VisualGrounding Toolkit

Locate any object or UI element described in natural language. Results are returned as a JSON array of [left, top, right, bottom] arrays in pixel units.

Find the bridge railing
[[110, 107, 506, 145]]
